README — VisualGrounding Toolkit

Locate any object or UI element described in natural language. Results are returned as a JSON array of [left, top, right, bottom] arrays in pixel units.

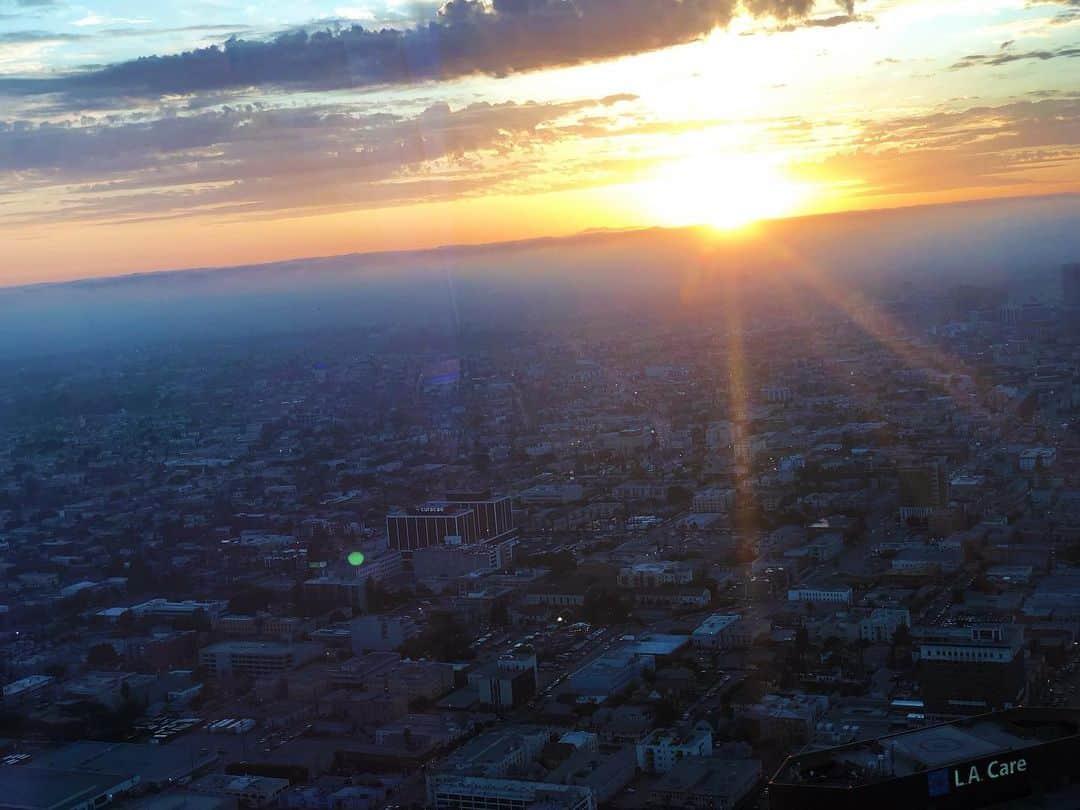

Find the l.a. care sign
[[928, 757, 1029, 798]]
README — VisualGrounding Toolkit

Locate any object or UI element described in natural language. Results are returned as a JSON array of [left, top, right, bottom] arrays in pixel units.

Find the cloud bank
[[0, 0, 855, 102], [0, 94, 640, 223]]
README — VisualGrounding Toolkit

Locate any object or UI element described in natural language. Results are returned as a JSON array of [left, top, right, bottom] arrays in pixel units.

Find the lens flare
[[641, 152, 810, 231]]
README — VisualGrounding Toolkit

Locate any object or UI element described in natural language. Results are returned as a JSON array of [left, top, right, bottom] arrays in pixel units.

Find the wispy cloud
[[0, 29, 84, 42], [0, 93, 639, 224], [952, 43, 1080, 69], [802, 98, 1080, 196]]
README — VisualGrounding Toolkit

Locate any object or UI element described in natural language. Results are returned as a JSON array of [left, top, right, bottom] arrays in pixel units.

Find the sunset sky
[[1, 0, 1078, 285]]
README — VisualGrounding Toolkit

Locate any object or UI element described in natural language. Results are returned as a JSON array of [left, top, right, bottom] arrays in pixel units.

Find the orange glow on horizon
[[639, 153, 813, 232], [3, 181, 1079, 287]]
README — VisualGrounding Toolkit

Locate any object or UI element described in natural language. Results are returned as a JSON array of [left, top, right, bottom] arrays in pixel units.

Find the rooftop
[[654, 757, 761, 795], [771, 708, 1080, 790], [626, 634, 690, 657], [200, 640, 320, 655], [429, 775, 592, 802], [0, 767, 134, 810], [693, 614, 740, 635], [29, 740, 216, 786]]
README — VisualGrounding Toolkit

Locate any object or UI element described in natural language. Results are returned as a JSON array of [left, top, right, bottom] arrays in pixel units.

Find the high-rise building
[[387, 490, 516, 552], [386, 505, 480, 551], [434, 490, 516, 542]]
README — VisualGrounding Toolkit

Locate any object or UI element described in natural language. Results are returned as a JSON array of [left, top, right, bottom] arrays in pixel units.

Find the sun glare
[[641, 153, 810, 231]]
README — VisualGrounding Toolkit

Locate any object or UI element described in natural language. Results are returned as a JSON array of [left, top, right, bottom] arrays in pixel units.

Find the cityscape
[[0, 252, 1079, 809], [3, 0, 1080, 808]]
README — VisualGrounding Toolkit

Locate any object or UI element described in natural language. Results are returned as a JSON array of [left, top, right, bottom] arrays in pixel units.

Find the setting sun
[[641, 154, 811, 231]]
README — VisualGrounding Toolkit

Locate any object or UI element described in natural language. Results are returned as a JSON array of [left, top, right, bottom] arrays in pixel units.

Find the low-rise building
[[633, 586, 712, 609], [649, 756, 762, 810], [568, 649, 652, 702], [788, 587, 853, 605], [436, 727, 550, 779], [350, 614, 419, 653], [1, 768, 138, 810], [691, 615, 767, 649], [190, 774, 290, 808], [741, 694, 830, 744], [198, 641, 322, 679], [637, 725, 713, 774], [131, 598, 229, 623], [3, 674, 54, 707], [617, 561, 694, 588], [692, 488, 736, 514], [332, 652, 455, 702], [858, 608, 911, 643], [519, 483, 585, 505], [543, 746, 637, 804], [469, 652, 538, 709], [427, 775, 595, 810]]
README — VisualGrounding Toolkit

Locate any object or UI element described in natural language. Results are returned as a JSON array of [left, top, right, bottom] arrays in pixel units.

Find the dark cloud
[[804, 12, 864, 26], [0, 0, 855, 103], [952, 44, 1080, 69], [769, 12, 869, 32]]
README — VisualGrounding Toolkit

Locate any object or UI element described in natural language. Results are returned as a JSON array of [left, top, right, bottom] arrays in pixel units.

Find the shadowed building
[[770, 708, 1080, 810]]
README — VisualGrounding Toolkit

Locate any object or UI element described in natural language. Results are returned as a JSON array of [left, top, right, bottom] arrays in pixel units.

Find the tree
[[666, 486, 693, 507], [229, 586, 273, 615], [116, 610, 135, 633], [792, 627, 810, 673], [583, 587, 630, 626], [521, 550, 577, 575], [854, 638, 871, 674], [399, 612, 475, 662], [892, 623, 912, 648], [890, 623, 912, 669], [822, 635, 844, 666], [653, 697, 678, 727], [87, 643, 120, 669]]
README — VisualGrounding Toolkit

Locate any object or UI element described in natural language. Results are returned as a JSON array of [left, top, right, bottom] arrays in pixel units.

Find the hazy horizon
[[4, 192, 1077, 293], [2, 192, 1077, 364]]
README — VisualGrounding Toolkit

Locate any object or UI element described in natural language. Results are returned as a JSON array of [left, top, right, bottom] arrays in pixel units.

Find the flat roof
[[693, 615, 740, 635], [772, 708, 1080, 790], [0, 767, 133, 810], [3, 675, 53, 695], [130, 794, 233, 810], [429, 775, 590, 800], [655, 757, 761, 794], [200, 641, 319, 654], [29, 741, 216, 786], [627, 634, 690, 656]]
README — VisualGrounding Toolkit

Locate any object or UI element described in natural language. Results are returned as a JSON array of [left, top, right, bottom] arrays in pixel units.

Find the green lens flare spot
[[347, 551, 366, 567]]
